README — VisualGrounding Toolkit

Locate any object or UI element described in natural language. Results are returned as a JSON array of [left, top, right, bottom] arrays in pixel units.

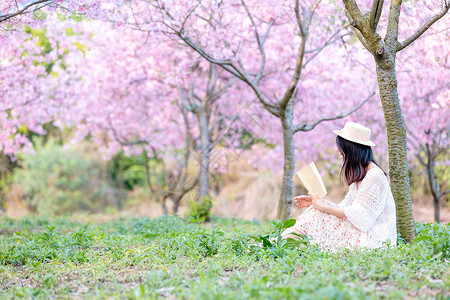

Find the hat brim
[[333, 130, 375, 147]]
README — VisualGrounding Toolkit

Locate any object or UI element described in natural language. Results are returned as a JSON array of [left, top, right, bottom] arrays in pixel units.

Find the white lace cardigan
[[337, 167, 397, 248]]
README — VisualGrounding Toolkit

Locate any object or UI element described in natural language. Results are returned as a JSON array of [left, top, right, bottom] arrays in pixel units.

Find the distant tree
[[123, 0, 377, 220], [398, 21, 450, 222]]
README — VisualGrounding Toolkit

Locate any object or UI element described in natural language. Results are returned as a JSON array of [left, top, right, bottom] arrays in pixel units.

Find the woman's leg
[[281, 207, 316, 240]]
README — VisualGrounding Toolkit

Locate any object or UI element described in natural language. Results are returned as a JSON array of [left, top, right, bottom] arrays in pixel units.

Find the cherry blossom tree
[[4, 1, 447, 227], [120, 0, 378, 220], [57, 19, 244, 213], [397, 21, 450, 223], [0, 15, 86, 159], [1, 8, 242, 213], [0, 1, 101, 26], [55, 21, 193, 213], [407, 98, 449, 223], [174, 61, 240, 202], [339, 0, 448, 240]]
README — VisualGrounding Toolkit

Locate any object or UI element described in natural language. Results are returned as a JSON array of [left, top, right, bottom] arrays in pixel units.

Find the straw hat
[[333, 122, 375, 146]]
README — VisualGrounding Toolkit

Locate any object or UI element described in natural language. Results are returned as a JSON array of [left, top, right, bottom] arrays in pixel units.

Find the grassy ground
[[0, 215, 448, 299]]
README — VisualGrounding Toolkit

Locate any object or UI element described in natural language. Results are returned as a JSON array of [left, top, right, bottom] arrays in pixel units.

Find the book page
[[293, 162, 327, 199]]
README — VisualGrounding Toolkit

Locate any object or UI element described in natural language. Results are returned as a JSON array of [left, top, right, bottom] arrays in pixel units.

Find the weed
[[0, 216, 448, 299]]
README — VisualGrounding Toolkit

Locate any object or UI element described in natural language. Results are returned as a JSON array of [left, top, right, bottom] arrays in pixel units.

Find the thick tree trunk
[[196, 107, 210, 200], [277, 103, 295, 220], [375, 57, 416, 242]]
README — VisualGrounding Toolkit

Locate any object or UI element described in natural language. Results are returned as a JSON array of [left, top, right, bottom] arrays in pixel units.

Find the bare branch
[[175, 32, 279, 116], [303, 30, 350, 67], [155, 1, 280, 117], [0, 0, 52, 23], [278, 1, 307, 109], [369, 0, 384, 30], [251, 12, 274, 84], [341, 0, 364, 23], [397, 3, 449, 52], [342, 9, 371, 51], [414, 153, 426, 167], [212, 78, 238, 100], [305, 27, 349, 54], [107, 115, 147, 146], [209, 115, 239, 150], [440, 189, 450, 199], [294, 84, 376, 132], [310, 0, 323, 17], [295, 0, 305, 36]]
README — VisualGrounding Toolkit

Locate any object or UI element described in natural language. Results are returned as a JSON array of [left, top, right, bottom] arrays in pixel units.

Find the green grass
[[0, 215, 448, 299]]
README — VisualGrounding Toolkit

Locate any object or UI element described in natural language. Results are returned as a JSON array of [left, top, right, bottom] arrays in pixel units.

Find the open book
[[293, 162, 327, 199]]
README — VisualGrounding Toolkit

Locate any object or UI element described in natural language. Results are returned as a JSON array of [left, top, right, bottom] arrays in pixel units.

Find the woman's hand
[[294, 195, 312, 208], [308, 192, 326, 212]]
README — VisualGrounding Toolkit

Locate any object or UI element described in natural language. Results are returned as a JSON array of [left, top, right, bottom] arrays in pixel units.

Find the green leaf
[[282, 219, 296, 229], [65, 28, 76, 36]]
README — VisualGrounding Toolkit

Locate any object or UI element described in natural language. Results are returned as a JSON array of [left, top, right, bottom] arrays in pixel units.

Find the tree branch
[[342, 9, 371, 51], [0, 95, 41, 112], [341, 0, 364, 23], [303, 30, 350, 68], [0, 0, 52, 23], [250, 11, 274, 85], [175, 32, 279, 116], [107, 116, 147, 146], [369, 0, 384, 30], [440, 189, 450, 199], [294, 85, 376, 132], [295, 0, 305, 36], [278, 0, 307, 109], [385, 0, 402, 46], [397, 3, 449, 52]]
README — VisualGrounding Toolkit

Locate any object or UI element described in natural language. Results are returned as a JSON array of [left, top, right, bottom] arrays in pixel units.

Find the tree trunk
[[196, 107, 210, 200], [173, 195, 182, 214], [375, 57, 416, 242], [425, 149, 440, 223], [161, 197, 169, 215], [277, 102, 295, 220], [433, 195, 440, 223]]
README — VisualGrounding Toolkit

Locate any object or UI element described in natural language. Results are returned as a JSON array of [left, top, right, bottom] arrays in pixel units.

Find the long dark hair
[[336, 135, 385, 186]]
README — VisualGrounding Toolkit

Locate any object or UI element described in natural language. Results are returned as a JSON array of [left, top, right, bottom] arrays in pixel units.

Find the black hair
[[336, 135, 385, 186]]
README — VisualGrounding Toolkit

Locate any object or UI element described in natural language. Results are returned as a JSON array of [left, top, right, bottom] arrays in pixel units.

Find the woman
[[282, 122, 397, 251]]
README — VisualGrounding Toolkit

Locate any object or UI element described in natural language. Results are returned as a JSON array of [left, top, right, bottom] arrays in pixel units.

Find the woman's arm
[[309, 193, 347, 218]]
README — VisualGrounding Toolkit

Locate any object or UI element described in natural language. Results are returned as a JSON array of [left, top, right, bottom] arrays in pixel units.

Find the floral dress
[[282, 168, 397, 251]]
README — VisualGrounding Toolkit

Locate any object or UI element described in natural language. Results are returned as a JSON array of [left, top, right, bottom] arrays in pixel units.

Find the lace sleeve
[[343, 174, 386, 232]]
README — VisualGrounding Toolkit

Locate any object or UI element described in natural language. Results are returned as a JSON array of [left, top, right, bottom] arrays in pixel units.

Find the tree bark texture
[[277, 101, 295, 220], [375, 56, 416, 241], [196, 107, 211, 201]]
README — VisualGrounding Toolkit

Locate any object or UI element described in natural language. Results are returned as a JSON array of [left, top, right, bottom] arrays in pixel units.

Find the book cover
[[293, 162, 327, 199]]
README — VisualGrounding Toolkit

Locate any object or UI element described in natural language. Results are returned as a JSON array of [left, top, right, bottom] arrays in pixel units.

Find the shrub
[[186, 195, 213, 223], [12, 139, 123, 215], [107, 152, 148, 190]]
